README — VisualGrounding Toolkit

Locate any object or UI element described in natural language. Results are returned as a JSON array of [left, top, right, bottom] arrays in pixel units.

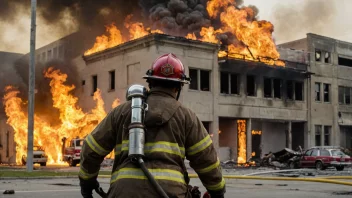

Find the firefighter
[[79, 53, 226, 198]]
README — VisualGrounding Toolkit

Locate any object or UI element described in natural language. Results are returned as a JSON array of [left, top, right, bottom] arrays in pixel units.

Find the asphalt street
[[1, 177, 352, 198]]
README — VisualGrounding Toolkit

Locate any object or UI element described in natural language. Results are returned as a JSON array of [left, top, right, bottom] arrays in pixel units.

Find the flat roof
[[83, 33, 220, 63]]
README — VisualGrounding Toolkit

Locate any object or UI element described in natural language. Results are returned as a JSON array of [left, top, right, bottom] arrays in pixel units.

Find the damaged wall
[[261, 121, 286, 156], [219, 118, 237, 161]]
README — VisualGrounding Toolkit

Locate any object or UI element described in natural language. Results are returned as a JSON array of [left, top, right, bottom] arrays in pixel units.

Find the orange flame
[[237, 120, 246, 164], [84, 0, 284, 67], [3, 68, 119, 164]]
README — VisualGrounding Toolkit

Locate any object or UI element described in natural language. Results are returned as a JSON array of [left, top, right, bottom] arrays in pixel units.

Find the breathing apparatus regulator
[[126, 84, 170, 198]]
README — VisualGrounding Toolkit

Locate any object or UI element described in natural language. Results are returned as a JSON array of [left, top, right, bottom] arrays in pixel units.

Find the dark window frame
[[263, 77, 272, 98], [315, 125, 322, 146], [294, 81, 304, 101], [323, 83, 331, 103], [246, 75, 256, 97], [109, 70, 115, 91], [92, 75, 98, 95], [220, 72, 240, 95], [315, 82, 321, 102], [189, 68, 211, 92]]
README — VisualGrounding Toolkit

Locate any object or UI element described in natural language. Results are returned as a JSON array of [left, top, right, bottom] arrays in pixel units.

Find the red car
[[299, 146, 352, 171]]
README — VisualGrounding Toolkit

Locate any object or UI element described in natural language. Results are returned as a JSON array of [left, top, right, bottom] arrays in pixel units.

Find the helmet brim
[[143, 76, 190, 84]]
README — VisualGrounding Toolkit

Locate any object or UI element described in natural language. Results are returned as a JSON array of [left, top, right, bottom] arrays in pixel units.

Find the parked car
[[298, 146, 351, 171], [22, 146, 48, 166]]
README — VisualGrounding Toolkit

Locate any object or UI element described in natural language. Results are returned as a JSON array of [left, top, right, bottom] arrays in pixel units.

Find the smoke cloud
[[272, 0, 336, 43]]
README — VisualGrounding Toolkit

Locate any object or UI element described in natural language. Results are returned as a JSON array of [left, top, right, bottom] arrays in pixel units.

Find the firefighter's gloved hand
[[79, 177, 100, 198]]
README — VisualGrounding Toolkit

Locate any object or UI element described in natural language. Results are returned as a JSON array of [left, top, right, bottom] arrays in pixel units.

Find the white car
[[22, 146, 48, 166]]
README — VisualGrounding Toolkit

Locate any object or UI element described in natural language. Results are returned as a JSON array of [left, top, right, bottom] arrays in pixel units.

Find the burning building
[[3, 0, 351, 165], [78, 32, 309, 164], [0, 0, 311, 165]]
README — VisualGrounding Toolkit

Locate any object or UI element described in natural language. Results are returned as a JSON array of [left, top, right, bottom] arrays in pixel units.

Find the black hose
[[138, 157, 169, 198]]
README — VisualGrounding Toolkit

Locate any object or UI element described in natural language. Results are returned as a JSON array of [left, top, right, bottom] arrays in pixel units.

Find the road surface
[[1, 177, 351, 198]]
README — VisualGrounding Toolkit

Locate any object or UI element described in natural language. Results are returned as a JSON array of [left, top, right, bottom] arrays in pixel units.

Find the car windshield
[[76, 140, 83, 147], [331, 150, 346, 156]]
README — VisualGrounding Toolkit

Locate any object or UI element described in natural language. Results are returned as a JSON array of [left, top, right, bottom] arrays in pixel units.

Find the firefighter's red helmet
[[143, 53, 190, 84]]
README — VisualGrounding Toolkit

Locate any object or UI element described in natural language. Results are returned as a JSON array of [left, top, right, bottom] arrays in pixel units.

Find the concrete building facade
[[279, 33, 352, 150], [78, 34, 309, 162], [3, 32, 352, 164]]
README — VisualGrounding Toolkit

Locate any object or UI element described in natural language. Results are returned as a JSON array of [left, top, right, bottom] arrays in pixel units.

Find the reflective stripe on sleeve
[[110, 168, 186, 184], [115, 141, 185, 158], [187, 135, 212, 156], [79, 167, 99, 180], [86, 134, 110, 156], [196, 159, 220, 174], [205, 177, 226, 191]]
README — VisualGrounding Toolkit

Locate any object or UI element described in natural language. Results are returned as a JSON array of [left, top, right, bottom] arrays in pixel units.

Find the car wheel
[[336, 166, 344, 171], [40, 162, 47, 167], [315, 161, 324, 170]]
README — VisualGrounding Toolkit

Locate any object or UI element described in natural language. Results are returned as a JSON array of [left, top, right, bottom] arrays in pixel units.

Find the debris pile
[[261, 148, 303, 169]]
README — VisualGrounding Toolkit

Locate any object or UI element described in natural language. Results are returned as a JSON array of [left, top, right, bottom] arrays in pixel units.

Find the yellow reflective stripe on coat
[[115, 140, 129, 155], [196, 159, 220, 174], [205, 177, 226, 191], [145, 142, 185, 157], [79, 167, 99, 180], [86, 134, 110, 156], [187, 135, 212, 156], [110, 168, 186, 184], [115, 141, 185, 158]]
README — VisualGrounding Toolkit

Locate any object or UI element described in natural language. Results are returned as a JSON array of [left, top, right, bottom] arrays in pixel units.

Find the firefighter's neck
[[150, 86, 178, 98]]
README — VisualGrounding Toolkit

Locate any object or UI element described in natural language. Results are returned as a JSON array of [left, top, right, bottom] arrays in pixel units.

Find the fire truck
[[61, 137, 83, 167]]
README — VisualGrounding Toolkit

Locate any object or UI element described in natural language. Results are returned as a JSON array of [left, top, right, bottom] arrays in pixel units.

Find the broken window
[[92, 75, 98, 94], [323, 83, 330, 102], [345, 87, 351, 105], [295, 82, 303, 101], [273, 79, 282, 99], [220, 72, 229, 94], [109, 70, 115, 90], [246, 75, 256, 96], [230, 74, 239, 94], [338, 56, 352, 67], [189, 69, 198, 90], [324, 126, 331, 146], [315, 82, 321, 102], [287, 81, 294, 100], [315, 50, 321, 62], [264, 78, 272, 98], [324, 52, 331, 63], [339, 86, 345, 104], [200, 70, 210, 91], [315, 125, 322, 146]]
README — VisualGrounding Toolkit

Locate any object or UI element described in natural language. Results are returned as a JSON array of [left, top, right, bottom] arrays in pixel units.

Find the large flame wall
[[84, 0, 284, 66], [3, 67, 120, 164]]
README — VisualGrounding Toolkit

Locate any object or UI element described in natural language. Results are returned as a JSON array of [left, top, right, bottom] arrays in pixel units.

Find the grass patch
[[0, 171, 111, 178]]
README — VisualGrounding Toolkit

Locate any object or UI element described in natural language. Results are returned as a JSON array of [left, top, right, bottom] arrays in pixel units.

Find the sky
[[1, 0, 352, 54]]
